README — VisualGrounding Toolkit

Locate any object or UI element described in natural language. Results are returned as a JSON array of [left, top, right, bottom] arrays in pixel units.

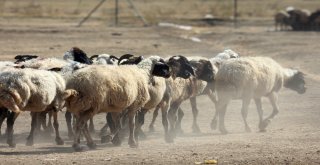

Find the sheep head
[[14, 55, 38, 64], [64, 47, 93, 64], [151, 61, 171, 78], [118, 54, 144, 65], [284, 70, 306, 94], [190, 59, 215, 82], [166, 55, 195, 79]]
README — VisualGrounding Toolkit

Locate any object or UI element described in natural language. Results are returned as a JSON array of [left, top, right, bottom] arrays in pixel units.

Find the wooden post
[[115, 0, 119, 26], [234, 0, 237, 28], [76, 0, 106, 27]]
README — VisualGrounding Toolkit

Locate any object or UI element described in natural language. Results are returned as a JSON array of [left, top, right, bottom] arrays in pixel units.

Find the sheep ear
[[118, 54, 134, 65], [109, 55, 119, 60], [63, 89, 78, 100], [49, 67, 62, 72], [214, 61, 221, 68], [90, 55, 99, 60]]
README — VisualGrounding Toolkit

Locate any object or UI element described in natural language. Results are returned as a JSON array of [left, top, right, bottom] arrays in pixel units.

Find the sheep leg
[[136, 109, 147, 140], [46, 111, 54, 134], [190, 97, 201, 133], [6, 111, 20, 148], [65, 111, 74, 139], [160, 102, 171, 143], [175, 107, 184, 135], [72, 118, 83, 151], [53, 111, 64, 145], [149, 106, 159, 132], [254, 98, 265, 132], [241, 98, 252, 133], [167, 103, 181, 140], [34, 112, 42, 134], [100, 113, 110, 138], [0, 108, 8, 136], [110, 112, 122, 146], [83, 123, 96, 149], [38, 112, 52, 137], [260, 93, 279, 131], [88, 117, 95, 134], [216, 101, 229, 134], [72, 111, 93, 151], [208, 93, 218, 130], [26, 112, 38, 146], [128, 110, 137, 148]]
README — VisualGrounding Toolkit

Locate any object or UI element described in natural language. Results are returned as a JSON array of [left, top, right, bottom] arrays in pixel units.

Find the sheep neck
[[283, 68, 298, 85], [136, 59, 155, 85]]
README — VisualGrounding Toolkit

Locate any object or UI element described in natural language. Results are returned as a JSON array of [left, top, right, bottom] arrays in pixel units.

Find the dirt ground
[[0, 17, 319, 165]]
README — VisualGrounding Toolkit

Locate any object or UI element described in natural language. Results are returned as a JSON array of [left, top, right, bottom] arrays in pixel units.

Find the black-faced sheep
[[211, 56, 306, 134], [287, 7, 311, 31], [64, 55, 194, 151], [274, 11, 291, 31], [148, 49, 239, 134]]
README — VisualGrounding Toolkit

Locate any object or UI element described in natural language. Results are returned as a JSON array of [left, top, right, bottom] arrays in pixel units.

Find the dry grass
[[0, 0, 319, 24]]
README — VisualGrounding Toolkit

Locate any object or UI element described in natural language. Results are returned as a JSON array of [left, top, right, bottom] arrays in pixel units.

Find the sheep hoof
[[26, 138, 34, 146], [129, 142, 138, 148], [245, 126, 252, 133], [7, 141, 16, 148], [176, 128, 184, 135], [149, 125, 155, 132], [72, 144, 84, 152], [139, 131, 147, 140], [192, 125, 201, 133], [220, 129, 229, 135], [55, 137, 64, 145], [165, 134, 174, 143], [46, 125, 54, 134], [68, 132, 74, 140], [210, 120, 217, 130], [87, 142, 97, 149], [101, 135, 112, 143], [259, 119, 270, 131], [111, 135, 122, 146]]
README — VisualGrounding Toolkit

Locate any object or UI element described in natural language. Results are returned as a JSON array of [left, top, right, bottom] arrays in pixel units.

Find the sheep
[[90, 54, 119, 65], [148, 49, 239, 134], [287, 8, 311, 31], [308, 9, 320, 31], [63, 47, 93, 64], [13, 55, 88, 138], [0, 61, 19, 136], [101, 55, 192, 144], [0, 68, 74, 147], [274, 11, 291, 31], [210, 56, 306, 134], [64, 55, 194, 151], [138, 55, 215, 143]]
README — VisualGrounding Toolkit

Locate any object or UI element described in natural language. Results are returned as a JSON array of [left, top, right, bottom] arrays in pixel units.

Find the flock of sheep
[[0, 47, 306, 151], [275, 6, 320, 31]]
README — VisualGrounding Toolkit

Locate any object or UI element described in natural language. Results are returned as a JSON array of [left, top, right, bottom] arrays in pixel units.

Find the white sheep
[[0, 68, 74, 147], [211, 56, 306, 134], [64, 58, 168, 151]]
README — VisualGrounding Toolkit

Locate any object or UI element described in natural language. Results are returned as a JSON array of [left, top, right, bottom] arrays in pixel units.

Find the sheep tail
[[0, 87, 23, 106]]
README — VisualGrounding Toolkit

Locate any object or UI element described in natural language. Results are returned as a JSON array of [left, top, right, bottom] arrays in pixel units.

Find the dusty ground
[[0, 16, 319, 165]]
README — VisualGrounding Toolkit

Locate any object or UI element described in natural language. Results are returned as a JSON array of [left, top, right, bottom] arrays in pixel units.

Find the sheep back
[[0, 68, 66, 112], [66, 65, 150, 114], [215, 57, 284, 100]]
